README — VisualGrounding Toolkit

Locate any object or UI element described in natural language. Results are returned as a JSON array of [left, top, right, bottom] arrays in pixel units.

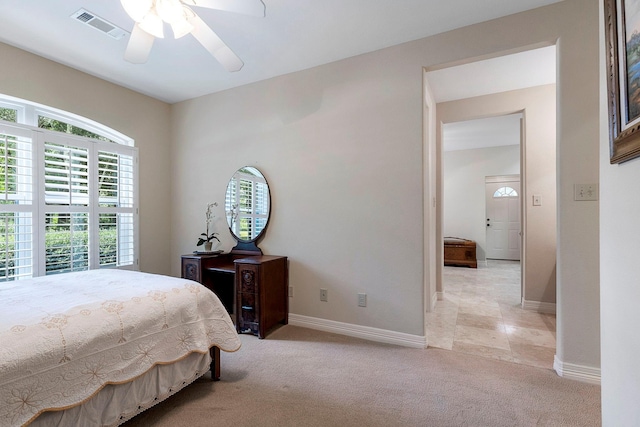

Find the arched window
[[493, 186, 518, 198], [0, 94, 138, 281]]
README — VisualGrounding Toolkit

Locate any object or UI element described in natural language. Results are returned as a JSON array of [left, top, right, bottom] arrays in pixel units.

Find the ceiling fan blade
[[190, 14, 244, 72], [186, 0, 265, 17], [124, 23, 155, 64]]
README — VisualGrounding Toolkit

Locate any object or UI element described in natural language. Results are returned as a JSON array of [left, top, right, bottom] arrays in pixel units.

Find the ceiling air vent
[[70, 9, 128, 40]]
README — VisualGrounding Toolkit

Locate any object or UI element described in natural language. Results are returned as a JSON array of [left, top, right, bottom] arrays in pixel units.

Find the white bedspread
[[0, 269, 241, 426]]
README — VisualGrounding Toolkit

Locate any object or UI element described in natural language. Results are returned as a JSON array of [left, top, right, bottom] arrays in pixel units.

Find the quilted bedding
[[0, 269, 241, 426]]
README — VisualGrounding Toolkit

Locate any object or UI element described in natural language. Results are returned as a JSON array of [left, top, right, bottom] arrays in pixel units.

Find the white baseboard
[[436, 291, 445, 301], [522, 299, 557, 314], [431, 292, 437, 310], [288, 314, 427, 349], [553, 355, 601, 385]]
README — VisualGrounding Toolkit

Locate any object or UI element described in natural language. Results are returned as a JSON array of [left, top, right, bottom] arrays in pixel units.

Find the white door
[[485, 179, 521, 260]]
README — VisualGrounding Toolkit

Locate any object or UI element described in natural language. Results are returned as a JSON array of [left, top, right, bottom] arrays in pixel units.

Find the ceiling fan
[[120, 0, 265, 71]]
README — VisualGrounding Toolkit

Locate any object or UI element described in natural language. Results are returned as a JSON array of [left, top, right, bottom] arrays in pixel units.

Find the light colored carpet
[[123, 325, 601, 427]]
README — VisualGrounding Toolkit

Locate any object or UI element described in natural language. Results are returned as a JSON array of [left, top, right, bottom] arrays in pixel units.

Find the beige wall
[[443, 144, 521, 261], [554, 0, 600, 371], [0, 42, 173, 275], [171, 58, 425, 335], [172, 0, 600, 366], [599, 0, 639, 422], [438, 85, 557, 305]]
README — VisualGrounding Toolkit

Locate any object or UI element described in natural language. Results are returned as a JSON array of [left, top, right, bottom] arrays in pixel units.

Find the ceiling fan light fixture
[[170, 18, 194, 38], [121, 0, 153, 22], [122, 0, 265, 69], [156, 0, 184, 23], [138, 10, 165, 38]]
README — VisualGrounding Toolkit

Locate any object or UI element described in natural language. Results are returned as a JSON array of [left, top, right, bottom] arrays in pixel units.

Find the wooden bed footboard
[[209, 346, 221, 381]]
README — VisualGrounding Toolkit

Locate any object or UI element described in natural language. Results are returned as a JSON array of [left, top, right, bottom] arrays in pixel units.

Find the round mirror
[[225, 167, 270, 251]]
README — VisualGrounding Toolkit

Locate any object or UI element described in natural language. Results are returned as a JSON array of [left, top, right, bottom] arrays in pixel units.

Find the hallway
[[426, 260, 556, 369]]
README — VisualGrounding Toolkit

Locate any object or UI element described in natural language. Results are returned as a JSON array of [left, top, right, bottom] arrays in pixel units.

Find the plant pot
[[204, 242, 213, 252]]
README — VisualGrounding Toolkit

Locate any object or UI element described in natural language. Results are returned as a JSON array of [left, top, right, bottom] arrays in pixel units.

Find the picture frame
[[605, 0, 640, 163]]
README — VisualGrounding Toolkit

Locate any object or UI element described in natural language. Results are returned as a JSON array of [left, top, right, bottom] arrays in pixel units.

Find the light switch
[[533, 194, 541, 206], [574, 184, 598, 201]]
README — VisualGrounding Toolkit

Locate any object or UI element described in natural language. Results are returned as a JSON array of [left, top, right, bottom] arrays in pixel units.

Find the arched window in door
[[493, 186, 518, 198]]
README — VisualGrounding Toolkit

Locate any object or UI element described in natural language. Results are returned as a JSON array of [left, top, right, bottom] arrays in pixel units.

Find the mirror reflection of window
[[493, 186, 518, 198], [226, 167, 269, 241]]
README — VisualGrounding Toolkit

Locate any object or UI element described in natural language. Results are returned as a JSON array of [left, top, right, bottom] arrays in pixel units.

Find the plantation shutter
[[238, 178, 254, 239], [44, 142, 89, 206], [0, 123, 34, 280], [44, 212, 89, 274], [97, 150, 135, 268], [40, 135, 137, 275], [42, 137, 91, 274], [254, 179, 268, 237]]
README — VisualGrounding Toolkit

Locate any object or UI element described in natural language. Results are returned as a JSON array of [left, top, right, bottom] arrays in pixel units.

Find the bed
[[0, 269, 242, 427]]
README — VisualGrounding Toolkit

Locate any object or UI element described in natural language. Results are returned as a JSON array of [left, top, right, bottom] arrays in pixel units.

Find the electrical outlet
[[289, 286, 293, 298], [358, 293, 367, 307], [320, 288, 328, 302], [574, 184, 598, 201]]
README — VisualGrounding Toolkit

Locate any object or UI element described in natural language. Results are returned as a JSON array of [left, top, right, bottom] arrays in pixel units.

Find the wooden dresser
[[181, 252, 288, 338], [235, 256, 288, 339]]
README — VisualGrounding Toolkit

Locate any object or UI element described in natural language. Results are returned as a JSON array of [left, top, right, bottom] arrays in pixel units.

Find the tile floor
[[426, 260, 556, 369]]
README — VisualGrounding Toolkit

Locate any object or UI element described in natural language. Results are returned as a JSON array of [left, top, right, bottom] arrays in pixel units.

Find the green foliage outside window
[[0, 137, 17, 198], [38, 116, 116, 143], [0, 108, 17, 122], [0, 228, 117, 280]]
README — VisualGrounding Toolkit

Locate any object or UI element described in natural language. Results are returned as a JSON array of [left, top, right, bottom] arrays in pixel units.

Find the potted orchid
[[197, 202, 220, 252]]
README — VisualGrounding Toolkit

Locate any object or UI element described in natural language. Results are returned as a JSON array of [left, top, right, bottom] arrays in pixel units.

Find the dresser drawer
[[234, 255, 288, 339], [238, 292, 258, 314], [182, 258, 201, 282], [238, 292, 259, 333], [239, 266, 259, 293]]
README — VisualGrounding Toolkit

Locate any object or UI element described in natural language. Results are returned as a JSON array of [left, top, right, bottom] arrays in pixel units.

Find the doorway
[[423, 45, 557, 367], [425, 45, 556, 309], [440, 113, 522, 266], [440, 115, 523, 305]]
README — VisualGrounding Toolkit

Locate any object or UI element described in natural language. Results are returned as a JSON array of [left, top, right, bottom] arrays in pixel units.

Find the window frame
[[0, 95, 138, 280]]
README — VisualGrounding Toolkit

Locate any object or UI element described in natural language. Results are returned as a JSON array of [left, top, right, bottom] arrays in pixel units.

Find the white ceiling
[[442, 113, 523, 152], [435, 45, 556, 152], [427, 46, 557, 104], [0, 0, 562, 104]]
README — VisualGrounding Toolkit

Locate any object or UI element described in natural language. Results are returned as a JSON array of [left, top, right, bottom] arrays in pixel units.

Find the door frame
[[485, 174, 521, 261], [429, 105, 527, 311]]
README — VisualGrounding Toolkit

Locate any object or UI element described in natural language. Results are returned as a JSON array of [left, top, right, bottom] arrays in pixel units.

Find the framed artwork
[[605, 0, 640, 163]]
